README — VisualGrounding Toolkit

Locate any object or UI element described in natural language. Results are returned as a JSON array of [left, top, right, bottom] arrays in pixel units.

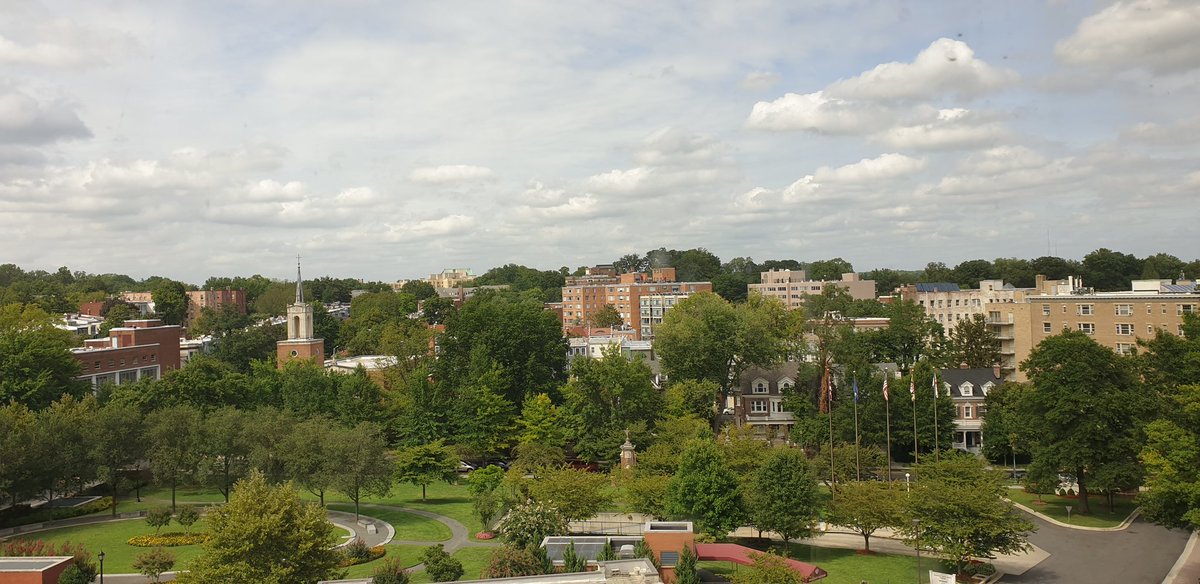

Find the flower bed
[[339, 545, 387, 567], [127, 532, 209, 547]]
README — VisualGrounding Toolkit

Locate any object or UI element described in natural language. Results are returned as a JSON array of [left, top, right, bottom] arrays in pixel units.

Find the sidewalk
[[1163, 530, 1200, 584]]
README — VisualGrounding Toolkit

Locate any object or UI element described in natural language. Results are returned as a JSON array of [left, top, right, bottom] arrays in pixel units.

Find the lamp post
[[98, 551, 105, 584], [905, 472, 911, 492], [912, 519, 921, 584]]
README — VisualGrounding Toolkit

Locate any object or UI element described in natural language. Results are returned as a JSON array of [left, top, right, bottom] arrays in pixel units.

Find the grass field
[[706, 538, 926, 584], [341, 544, 428, 578], [1005, 488, 1137, 528], [327, 504, 452, 542], [9, 517, 209, 573]]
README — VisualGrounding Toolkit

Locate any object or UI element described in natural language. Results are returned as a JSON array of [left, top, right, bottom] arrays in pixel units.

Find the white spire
[[295, 255, 304, 304]]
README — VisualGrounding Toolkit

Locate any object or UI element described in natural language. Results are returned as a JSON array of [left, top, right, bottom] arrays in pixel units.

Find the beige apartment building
[[747, 270, 876, 310], [899, 280, 1020, 332], [427, 268, 475, 289], [561, 267, 711, 339], [987, 275, 1197, 381]]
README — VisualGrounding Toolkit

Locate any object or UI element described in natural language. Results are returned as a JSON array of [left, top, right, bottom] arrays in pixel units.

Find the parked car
[[458, 461, 477, 473]]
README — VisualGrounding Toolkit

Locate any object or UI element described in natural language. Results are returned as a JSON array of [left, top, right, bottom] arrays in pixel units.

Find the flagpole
[[853, 375, 861, 481], [884, 377, 893, 482], [932, 373, 940, 463], [911, 373, 919, 466], [825, 361, 835, 499]]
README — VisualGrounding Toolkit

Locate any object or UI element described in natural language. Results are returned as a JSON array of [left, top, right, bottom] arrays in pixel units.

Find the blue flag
[[853, 376, 859, 403]]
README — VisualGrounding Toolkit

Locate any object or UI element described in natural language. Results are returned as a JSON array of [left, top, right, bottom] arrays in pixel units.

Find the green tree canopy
[[747, 448, 821, 545], [666, 440, 746, 536], [151, 279, 189, 325], [394, 440, 458, 501], [0, 304, 86, 408], [562, 345, 662, 462]]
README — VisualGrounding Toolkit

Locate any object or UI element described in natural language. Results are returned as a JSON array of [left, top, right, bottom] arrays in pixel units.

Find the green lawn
[[708, 539, 922, 584], [339, 543, 494, 581], [327, 504, 452, 542], [341, 544, 427, 578], [1006, 489, 1137, 528], [9, 517, 209, 573], [319, 481, 488, 540]]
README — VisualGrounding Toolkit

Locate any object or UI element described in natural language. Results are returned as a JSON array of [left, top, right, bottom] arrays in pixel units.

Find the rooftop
[[0, 557, 74, 571]]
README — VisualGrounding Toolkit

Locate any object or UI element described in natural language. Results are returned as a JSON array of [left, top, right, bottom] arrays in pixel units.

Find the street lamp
[[905, 472, 911, 492], [98, 551, 105, 584], [912, 519, 921, 584]]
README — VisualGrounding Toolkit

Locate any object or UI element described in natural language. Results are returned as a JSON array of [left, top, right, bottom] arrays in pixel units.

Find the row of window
[[920, 298, 984, 308], [1043, 322, 1183, 336], [92, 353, 157, 370], [1043, 303, 1197, 316], [751, 378, 794, 394], [749, 400, 786, 413]]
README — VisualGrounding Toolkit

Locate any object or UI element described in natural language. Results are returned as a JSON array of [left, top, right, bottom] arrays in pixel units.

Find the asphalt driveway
[[1003, 514, 1189, 583]]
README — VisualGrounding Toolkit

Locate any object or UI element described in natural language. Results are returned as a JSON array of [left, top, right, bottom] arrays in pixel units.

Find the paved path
[[1001, 514, 1189, 584]]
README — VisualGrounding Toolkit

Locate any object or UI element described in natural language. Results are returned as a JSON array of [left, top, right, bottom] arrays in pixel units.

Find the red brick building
[[187, 288, 247, 323], [0, 557, 74, 584], [561, 267, 711, 340], [71, 319, 182, 388], [277, 261, 324, 368]]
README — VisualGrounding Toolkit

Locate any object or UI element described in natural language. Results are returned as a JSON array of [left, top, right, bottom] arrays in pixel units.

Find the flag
[[853, 376, 859, 403], [932, 373, 939, 399], [883, 377, 889, 402], [909, 375, 916, 402]]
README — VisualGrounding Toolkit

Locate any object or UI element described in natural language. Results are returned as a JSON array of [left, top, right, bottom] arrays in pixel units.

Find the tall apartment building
[[186, 288, 247, 323], [561, 267, 711, 339], [71, 318, 182, 388], [639, 293, 696, 340], [900, 280, 1021, 332], [988, 275, 1198, 381], [747, 270, 876, 310], [427, 268, 475, 289]]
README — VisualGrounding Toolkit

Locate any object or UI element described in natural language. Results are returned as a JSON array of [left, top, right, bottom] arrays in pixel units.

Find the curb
[[1162, 530, 1199, 584], [1006, 499, 1140, 531]]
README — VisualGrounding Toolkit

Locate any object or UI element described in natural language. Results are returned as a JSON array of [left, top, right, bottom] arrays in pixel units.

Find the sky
[[2, 0, 1199, 284]]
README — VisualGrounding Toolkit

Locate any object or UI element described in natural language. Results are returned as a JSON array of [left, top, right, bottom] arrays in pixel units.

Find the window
[[1148, 324, 1154, 334], [1078, 323, 1095, 335], [1043, 322, 1053, 333], [772, 401, 784, 413], [1078, 304, 1094, 315], [752, 379, 768, 394], [1179, 304, 1197, 315], [1147, 304, 1153, 314], [963, 405, 973, 419], [1063, 305, 1068, 313], [960, 382, 974, 397], [778, 378, 794, 392], [751, 401, 768, 413], [1116, 343, 1135, 356], [1115, 304, 1132, 316], [659, 552, 680, 568], [1042, 304, 1051, 316], [982, 382, 995, 396], [1116, 323, 1134, 336]]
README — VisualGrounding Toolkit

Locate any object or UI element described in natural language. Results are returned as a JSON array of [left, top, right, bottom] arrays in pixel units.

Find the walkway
[[1001, 514, 1189, 583]]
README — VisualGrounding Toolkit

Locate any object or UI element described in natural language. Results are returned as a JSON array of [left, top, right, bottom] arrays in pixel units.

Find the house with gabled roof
[[939, 364, 1003, 454]]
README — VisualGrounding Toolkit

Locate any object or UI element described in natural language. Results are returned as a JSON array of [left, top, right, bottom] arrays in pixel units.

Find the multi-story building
[[427, 268, 475, 289], [900, 280, 1020, 332], [938, 365, 1002, 453], [71, 319, 182, 388], [561, 267, 711, 339], [58, 313, 105, 337], [638, 293, 702, 340], [735, 363, 799, 444], [186, 288, 247, 323], [988, 275, 1198, 381], [748, 270, 876, 310], [120, 291, 155, 315]]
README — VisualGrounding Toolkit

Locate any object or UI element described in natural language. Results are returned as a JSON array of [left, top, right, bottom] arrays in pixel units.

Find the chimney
[[993, 363, 1001, 379]]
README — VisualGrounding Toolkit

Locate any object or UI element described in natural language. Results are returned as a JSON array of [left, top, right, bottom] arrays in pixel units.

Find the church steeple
[[295, 255, 305, 304]]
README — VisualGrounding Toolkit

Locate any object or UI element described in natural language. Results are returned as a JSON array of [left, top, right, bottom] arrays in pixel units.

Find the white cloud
[[957, 146, 1049, 176], [409, 165, 496, 184], [741, 71, 781, 90], [869, 108, 1009, 150], [1120, 116, 1200, 145], [814, 153, 927, 183], [0, 88, 91, 144], [1057, 0, 1200, 74], [746, 91, 893, 134], [244, 180, 306, 202], [633, 128, 728, 168], [826, 38, 1018, 101]]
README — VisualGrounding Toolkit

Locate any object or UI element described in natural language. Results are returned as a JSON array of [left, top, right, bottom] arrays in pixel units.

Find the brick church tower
[[277, 258, 325, 368]]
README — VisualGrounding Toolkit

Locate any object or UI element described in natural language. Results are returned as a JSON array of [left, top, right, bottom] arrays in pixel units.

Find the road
[[1003, 514, 1189, 583]]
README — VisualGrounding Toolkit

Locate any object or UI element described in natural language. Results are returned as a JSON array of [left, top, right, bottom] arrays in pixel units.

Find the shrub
[[146, 507, 173, 534], [336, 540, 386, 568], [176, 507, 200, 533], [57, 565, 90, 584], [133, 548, 176, 583], [484, 545, 544, 579], [420, 544, 464, 582], [562, 541, 586, 573], [960, 561, 996, 577], [474, 491, 502, 532], [371, 556, 412, 584], [498, 501, 568, 548], [597, 541, 616, 561], [127, 533, 209, 547]]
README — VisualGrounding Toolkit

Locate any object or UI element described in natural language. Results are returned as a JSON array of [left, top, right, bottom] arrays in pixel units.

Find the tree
[[562, 540, 587, 572], [282, 417, 339, 506], [951, 259, 996, 289], [0, 403, 37, 506], [177, 471, 341, 584], [748, 449, 821, 547], [664, 380, 718, 423], [1081, 248, 1141, 291], [145, 404, 202, 511], [674, 544, 700, 584], [151, 279, 189, 325], [90, 401, 144, 516], [0, 304, 86, 409], [331, 422, 393, 519], [945, 314, 1000, 368], [243, 406, 298, 484], [902, 457, 1034, 575], [420, 544, 465, 582], [730, 552, 803, 584], [1021, 330, 1149, 514], [876, 300, 942, 374], [524, 466, 613, 522], [401, 280, 438, 301], [981, 382, 1034, 464], [99, 301, 138, 336], [808, 258, 854, 281], [474, 490, 503, 533], [133, 548, 175, 583], [421, 296, 456, 325], [498, 500, 568, 548], [176, 506, 200, 533], [197, 407, 249, 503], [588, 304, 624, 329], [825, 481, 906, 552], [656, 292, 794, 411], [452, 359, 518, 458], [146, 507, 173, 534], [666, 440, 746, 536], [1023, 459, 1059, 503], [484, 545, 545, 578], [1138, 384, 1200, 529], [394, 440, 458, 501], [562, 345, 663, 462], [515, 393, 566, 447]]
